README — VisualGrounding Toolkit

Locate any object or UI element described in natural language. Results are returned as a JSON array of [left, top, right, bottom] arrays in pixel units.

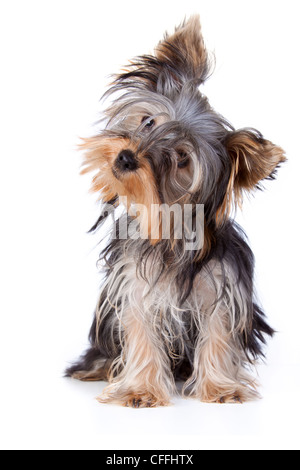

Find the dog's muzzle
[[115, 149, 139, 173]]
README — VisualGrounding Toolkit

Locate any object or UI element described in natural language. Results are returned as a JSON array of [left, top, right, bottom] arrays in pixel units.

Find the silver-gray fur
[[66, 16, 285, 406]]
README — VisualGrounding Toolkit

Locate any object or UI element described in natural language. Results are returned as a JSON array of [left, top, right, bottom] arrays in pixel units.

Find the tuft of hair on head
[[217, 128, 287, 224]]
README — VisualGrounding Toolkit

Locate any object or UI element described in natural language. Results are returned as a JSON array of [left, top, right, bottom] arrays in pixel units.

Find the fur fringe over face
[[66, 16, 286, 407]]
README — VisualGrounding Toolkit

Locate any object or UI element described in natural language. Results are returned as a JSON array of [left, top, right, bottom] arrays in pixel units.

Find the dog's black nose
[[116, 149, 138, 172]]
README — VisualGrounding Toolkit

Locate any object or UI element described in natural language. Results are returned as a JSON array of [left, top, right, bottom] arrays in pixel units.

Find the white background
[[0, 0, 299, 450]]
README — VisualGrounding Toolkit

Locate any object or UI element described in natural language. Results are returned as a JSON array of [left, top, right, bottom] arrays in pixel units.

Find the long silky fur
[[66, 15, 285, 405]]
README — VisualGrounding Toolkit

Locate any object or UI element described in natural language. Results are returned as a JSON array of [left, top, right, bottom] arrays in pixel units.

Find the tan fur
[[71, 359, 112, 382], [227, 131, 286, 191], [86, 249, 260, 406], [68, 16, 282, 408], [189, 312, 259, 403], [176, 262, 259, 403], [80, 136, 162, 242], [183, 269, 259, 403], [156, 15, 208, 83], [97, 297, 176, 407], [217, 130, 286, 226]]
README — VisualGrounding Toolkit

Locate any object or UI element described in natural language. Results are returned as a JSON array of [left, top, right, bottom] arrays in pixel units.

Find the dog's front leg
[[97, 306, 175, 408], [185, 308, 259, 404]]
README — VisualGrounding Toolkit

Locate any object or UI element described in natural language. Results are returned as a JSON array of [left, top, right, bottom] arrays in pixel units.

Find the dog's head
[[81, 16, 286, 251]]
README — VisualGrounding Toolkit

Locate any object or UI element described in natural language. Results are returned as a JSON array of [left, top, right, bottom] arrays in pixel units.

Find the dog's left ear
[[217, 129, 286, 223], [155, 15, 210, 87], [225, 129, 286, 192]]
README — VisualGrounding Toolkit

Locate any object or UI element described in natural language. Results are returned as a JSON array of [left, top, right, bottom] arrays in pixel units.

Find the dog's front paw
[[97, 387, 170, 408], [124, 392, 170, 408], [199, 385, 260, 404], [206, 392, 244, 404]]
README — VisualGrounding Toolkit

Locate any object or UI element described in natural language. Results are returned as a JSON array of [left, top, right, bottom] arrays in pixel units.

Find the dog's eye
[[177, 151, 190, 169], [141, 116, 155, 129]]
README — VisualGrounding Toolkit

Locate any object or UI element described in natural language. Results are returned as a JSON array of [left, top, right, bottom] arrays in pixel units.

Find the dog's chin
[[111, 166, 139, 184]]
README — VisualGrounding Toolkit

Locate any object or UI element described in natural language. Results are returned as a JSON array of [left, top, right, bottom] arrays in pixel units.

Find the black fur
[[66, 217, 275, 379], [66, 17, 283, 404]]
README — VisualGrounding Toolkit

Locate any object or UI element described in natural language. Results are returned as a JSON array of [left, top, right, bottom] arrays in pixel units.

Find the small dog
[[66, 16, 286, 407]]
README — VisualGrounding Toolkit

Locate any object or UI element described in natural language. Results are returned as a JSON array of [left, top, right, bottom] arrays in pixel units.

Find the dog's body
[[66, 16, 285, 407]]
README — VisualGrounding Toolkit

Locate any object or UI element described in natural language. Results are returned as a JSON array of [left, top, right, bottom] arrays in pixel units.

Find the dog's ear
[[155, 15, 210, 87], [226, 129, 286, 191], [217, 129, 286, 223], [115, 16, 209, 95]]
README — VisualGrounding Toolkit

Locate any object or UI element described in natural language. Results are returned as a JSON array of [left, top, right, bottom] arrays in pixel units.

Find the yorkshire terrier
[[66, 16, 286, 407]]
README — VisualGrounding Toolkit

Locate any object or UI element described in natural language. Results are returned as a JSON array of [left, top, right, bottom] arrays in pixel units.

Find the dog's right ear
[[115, 16, 210, 95], [155, 15, 211, 88]]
